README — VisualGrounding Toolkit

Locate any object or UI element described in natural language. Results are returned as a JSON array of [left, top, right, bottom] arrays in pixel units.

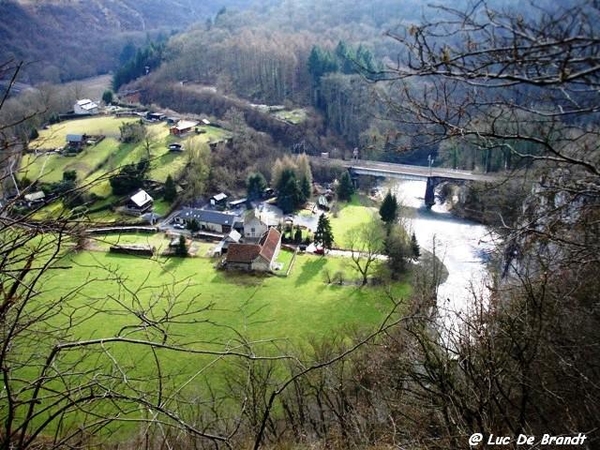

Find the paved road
[[331, 158, 501, 183]]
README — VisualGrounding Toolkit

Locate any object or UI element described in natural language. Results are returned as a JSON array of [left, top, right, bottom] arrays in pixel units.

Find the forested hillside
[[130, 0, 556, 166], [0, 0, 264, 84]]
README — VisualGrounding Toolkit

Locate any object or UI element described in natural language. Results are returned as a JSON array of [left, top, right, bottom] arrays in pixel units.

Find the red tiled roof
[[258, 228, 281, 264], [226, 243, 261, 263]]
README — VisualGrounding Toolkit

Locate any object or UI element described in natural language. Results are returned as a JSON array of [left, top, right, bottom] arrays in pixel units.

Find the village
[[16, 95, 371, 281]]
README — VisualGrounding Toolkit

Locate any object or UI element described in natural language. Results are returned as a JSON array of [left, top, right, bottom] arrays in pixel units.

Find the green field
[[330, 194, 379, 248], [20, 116, 231, 220], [22, 117, 229, 187], [31, 238, 406, 429], [46, 240, 404, 345]]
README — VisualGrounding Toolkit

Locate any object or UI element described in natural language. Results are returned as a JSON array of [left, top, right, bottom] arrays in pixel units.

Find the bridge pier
[[425, 177, 438, 207]]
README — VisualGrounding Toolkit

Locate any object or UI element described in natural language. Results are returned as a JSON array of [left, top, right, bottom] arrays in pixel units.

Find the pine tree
[[246, 172, 267, 202], [379, 191, 399, 226], [314, 213, 334, 251], [337, 171, 355, 201], [163, 174, 177, 203], [175, 235, 188, 257], [411, 231, 421, 261]]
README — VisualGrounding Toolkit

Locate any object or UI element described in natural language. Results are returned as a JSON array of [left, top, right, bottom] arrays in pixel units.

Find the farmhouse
[[170, 120, 198, 136], [176, 208, 240, 233], [127, 189, 154, 214], [225, 227, 282, 272], [74, 99, 99, 115]]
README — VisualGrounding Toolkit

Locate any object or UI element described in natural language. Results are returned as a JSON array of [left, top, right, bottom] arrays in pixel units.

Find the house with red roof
[[225, 227, 281, 272]]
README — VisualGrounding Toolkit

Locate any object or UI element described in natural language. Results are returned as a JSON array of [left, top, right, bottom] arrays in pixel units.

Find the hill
[[0, 0, 261, 84]]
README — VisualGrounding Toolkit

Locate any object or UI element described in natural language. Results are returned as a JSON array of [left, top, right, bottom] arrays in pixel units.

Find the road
[[339, 159, 500, 183]]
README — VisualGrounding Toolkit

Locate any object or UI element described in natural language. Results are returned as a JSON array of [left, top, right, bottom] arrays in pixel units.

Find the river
[[388, 179, 497, 340]]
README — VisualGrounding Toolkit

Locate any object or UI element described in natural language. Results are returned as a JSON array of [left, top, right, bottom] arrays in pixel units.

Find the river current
[[388, 180, 497, 338]]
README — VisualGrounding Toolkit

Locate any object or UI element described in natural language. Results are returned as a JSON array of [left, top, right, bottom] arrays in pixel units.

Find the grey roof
[[179, 208, 239, 226], [66, 134, 84, 142]]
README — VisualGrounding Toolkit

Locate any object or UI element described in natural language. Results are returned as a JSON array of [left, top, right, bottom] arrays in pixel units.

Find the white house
[[128, 189, 154, 213], [74, 99, 99, 115], [243, 209, 269, 241]]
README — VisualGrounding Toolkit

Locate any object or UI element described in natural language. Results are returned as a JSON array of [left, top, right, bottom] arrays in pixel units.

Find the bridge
[[336, 159, 500, 206]]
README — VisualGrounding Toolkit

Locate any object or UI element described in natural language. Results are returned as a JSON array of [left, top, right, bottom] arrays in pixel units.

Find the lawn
[[10, 232, 409, 440], [22, 118, 227, 188], [34, 116, 138, 149], [329, 194, 379, 248], [44, 245, 404, 345], [20, 117, 229, 221]]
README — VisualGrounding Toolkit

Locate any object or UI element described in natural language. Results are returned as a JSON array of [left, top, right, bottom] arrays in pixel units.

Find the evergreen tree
[[102, 90, 113, 105], [277, 168, 305, 214], [314, 213, 334, 251], [109, 159, 149, 195], [164, 174, 177, 203], [411, 231, 421, 261], [175, 235, 188, 257], [187, 219, 200, 232], [379, 191, 399, 226], [384, 224, 411, 277], [294, 226, 303, 244], [300, 175, 312, 200], [337, 171, 355, 201], [246, 172, 267, 202]]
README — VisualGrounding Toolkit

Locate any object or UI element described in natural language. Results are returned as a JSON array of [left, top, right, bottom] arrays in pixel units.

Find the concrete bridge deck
[[339, 159, 500, 183]]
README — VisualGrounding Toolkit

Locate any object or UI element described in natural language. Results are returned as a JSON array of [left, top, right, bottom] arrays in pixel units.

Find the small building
[[66, 134, 87, 152], [210, 192, 228, 207], [24, 191, 45, 206], [128, 189, 154, 213], [212, 229, 242, 256], [120, 90, 142, 104], [168, 143, 184, 152], [146, 112, 165, 121], [74, 99, 99, 115], [225, 228, 281, 272], [317, 195, 330, 211], [228, 198, 247, 209], [170, 120, 199, 136]]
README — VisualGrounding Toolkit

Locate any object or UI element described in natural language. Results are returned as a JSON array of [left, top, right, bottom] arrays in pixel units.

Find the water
[[388, 180, 497, 341]]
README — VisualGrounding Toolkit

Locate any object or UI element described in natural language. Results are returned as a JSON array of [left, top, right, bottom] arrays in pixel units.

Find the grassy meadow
[[20, 115, 230, 220], [23, 116, 230, 186], [330, 194, 379, 248], [46, 238, 406, 347], [14, 234, 408, 437]]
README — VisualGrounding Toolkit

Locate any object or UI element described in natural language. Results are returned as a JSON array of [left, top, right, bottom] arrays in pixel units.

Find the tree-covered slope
[[0, 0, 262, 84]]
